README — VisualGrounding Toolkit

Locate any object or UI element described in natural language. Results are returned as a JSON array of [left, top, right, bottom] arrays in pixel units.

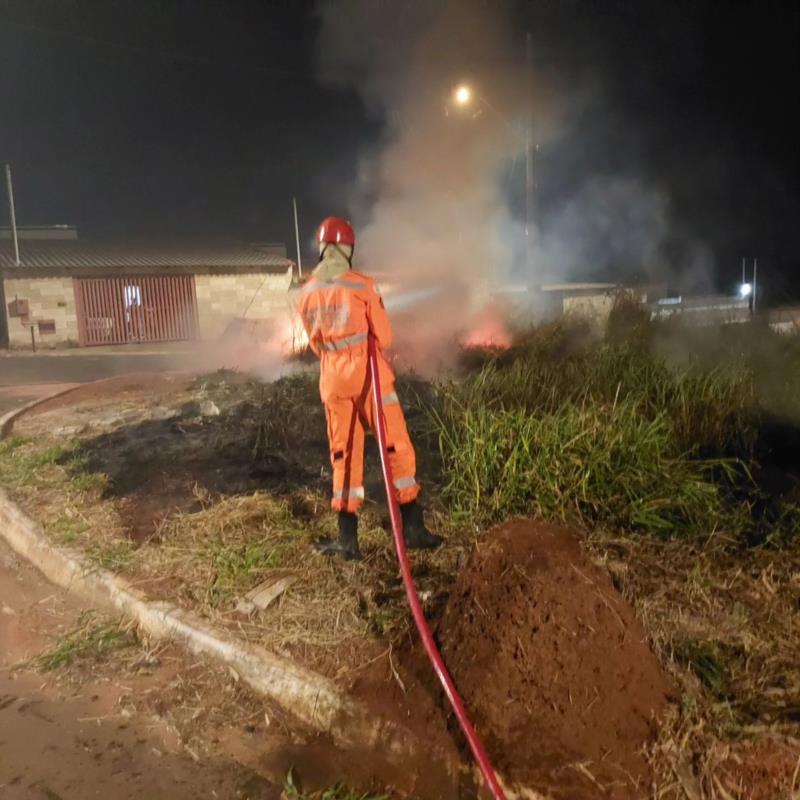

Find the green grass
[[453, 336, 758, 457], [68, 467, 109, 493], [0, 437, 75, 485], [673, 639, 738, 699], [44, 516, 90, 546], [428, 314, 800, 538], [432, 392, 744, 534], [86, 538, 138, 571], [0, 436, 106, 493], [33, 612, 136, 672], [283, 770, 388, 800], [204, 539, 293, 606]]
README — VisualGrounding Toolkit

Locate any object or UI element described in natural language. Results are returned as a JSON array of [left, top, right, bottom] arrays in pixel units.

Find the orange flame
[[462, 309, 512, 349]]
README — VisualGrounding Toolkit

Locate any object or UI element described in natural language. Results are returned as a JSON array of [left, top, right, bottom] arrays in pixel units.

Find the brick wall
[[3, 277, 79, 348], [195, 270, 293, 339]]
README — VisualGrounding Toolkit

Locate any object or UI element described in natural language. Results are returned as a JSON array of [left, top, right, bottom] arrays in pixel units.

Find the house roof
[[539, 282, 620, 293], [0, 239, 293, 273]]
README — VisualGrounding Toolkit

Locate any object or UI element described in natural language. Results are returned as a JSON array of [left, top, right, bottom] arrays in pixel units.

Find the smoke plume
[[313, 0, 712, 369], [315, 0, 530, 368]]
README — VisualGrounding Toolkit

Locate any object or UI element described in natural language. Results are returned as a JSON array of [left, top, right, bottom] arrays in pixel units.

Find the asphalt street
[[0, 348, 199, 415]]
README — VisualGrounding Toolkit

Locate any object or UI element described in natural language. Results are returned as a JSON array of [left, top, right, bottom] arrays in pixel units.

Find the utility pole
[[292, 196, 303, 279], [741, 256, 746, 286], [4, 164, 20, 266], [752, 257, 758, 314], [525, 31, 534, 278]]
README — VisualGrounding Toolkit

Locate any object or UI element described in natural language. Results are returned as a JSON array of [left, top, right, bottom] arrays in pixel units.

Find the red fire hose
[[368, 335, 507, 800]]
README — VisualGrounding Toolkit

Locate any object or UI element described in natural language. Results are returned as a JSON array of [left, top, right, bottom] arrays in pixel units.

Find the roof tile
[[0, 240, 293, 272]]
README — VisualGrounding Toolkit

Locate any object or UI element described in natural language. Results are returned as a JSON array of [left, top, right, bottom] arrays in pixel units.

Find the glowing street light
[[739, 282, 753, 299], [449, 31, 536, 277], [453, 84, 473, 107]]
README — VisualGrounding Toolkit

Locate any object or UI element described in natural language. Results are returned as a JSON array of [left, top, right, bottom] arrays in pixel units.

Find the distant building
[[648, 294, 750, 325], [491, 282, 650, 323], [0, 227, 295, 348], [491, 281, 761, 328]]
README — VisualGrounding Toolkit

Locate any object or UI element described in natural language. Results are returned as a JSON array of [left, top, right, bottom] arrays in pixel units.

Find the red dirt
[[715, 740, 800, 799], [437, 520, 674, 799], [351, 642, 465, 800]]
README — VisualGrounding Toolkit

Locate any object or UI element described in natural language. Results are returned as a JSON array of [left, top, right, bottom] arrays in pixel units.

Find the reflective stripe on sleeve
[[382, 392, 399, 405], [393, 476, 417, 491]]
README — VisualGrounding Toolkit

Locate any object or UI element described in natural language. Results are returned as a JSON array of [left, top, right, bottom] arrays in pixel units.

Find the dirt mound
[[438, 520, 673, 798]]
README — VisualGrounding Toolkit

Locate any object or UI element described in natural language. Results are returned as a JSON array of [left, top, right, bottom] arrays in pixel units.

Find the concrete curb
[[0, 382, 95, 439], [0, 384, 429, 767]]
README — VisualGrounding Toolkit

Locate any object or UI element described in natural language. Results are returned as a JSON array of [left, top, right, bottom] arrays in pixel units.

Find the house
[[490, 282, 649, 323], [0, 227, 295, 348]]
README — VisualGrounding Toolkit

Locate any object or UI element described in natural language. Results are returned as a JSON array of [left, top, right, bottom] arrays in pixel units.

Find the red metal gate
[[73, 275, 199, 346]]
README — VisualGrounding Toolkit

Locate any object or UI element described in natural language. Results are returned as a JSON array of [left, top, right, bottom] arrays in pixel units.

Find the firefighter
[[296, 216, 443, 560]]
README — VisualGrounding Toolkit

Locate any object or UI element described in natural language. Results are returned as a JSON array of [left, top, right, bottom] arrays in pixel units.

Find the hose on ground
[[368, 335, 507, 800]]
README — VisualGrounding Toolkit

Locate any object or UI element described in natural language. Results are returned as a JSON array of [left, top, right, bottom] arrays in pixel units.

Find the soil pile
[[438, 520, 673, 798]]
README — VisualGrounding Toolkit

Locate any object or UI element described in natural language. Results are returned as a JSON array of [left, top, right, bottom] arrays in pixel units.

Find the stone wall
[[2, 277, 79, 348], [194, 269, 294, 340], [562, 292, 616, 322]]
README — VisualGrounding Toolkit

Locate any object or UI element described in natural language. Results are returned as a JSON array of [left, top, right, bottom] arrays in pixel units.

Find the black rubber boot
[[400, 501, 443, 550], [314, 511, 362, 561]]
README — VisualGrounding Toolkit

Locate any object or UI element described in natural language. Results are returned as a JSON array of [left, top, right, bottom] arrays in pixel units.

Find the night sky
[[1, 1, 799, 300]]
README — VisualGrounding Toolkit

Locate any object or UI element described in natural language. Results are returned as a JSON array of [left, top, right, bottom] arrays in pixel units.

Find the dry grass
[[0, 386, 464, 681], [129, 488, 461, 677], [587, 530, 800, 797]]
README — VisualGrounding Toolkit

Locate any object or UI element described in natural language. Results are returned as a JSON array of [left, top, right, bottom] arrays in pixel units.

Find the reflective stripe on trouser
[[324, 385, 420, 513]]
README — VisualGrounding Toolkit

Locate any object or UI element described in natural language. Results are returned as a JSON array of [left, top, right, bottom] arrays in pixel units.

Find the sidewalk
[[0, 383, 81, 416], [0, 349, 205, 388], [0, 340, 201, 358]]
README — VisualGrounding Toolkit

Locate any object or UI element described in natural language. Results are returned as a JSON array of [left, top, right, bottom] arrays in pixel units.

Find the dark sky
[[1, 0, 799, 299]]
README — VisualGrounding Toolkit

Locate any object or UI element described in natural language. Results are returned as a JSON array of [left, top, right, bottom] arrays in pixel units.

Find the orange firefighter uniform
[[297, 270, 420, 514]]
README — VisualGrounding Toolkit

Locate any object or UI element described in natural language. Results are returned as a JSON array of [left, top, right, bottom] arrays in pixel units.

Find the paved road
[[0, 350, 205, 417], [0, 540, 277, 799], [0, 351, 200, 387]]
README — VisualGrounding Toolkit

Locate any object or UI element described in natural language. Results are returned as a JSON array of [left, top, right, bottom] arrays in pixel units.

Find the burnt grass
[[62, 371, 441, 543]]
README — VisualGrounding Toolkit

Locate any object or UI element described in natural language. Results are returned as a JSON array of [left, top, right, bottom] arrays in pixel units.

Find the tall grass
[[433, 393, 742, 533], [428, 313, 800, 536], [455, 335, 758, 458]]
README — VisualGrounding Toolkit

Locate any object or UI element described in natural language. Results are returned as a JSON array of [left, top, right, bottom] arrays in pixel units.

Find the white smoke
[[313, 0, 713, 367]]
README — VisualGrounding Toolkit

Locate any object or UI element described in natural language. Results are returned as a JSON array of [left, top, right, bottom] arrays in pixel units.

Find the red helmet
[[318, 216, 355, 247]]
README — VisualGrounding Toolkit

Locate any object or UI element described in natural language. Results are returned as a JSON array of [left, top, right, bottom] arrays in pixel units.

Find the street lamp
[[449, 75, 536, 277], [739, 282, 752, 299], [453, 84, 472, 107]]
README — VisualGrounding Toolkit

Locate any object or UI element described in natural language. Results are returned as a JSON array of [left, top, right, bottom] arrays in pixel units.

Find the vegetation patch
[[284, 771, 388, 800], [3, 312, 800, 797], [433, 392, 743, 533], [429, 312, 800, 544], [32, 612, 137, 672]]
